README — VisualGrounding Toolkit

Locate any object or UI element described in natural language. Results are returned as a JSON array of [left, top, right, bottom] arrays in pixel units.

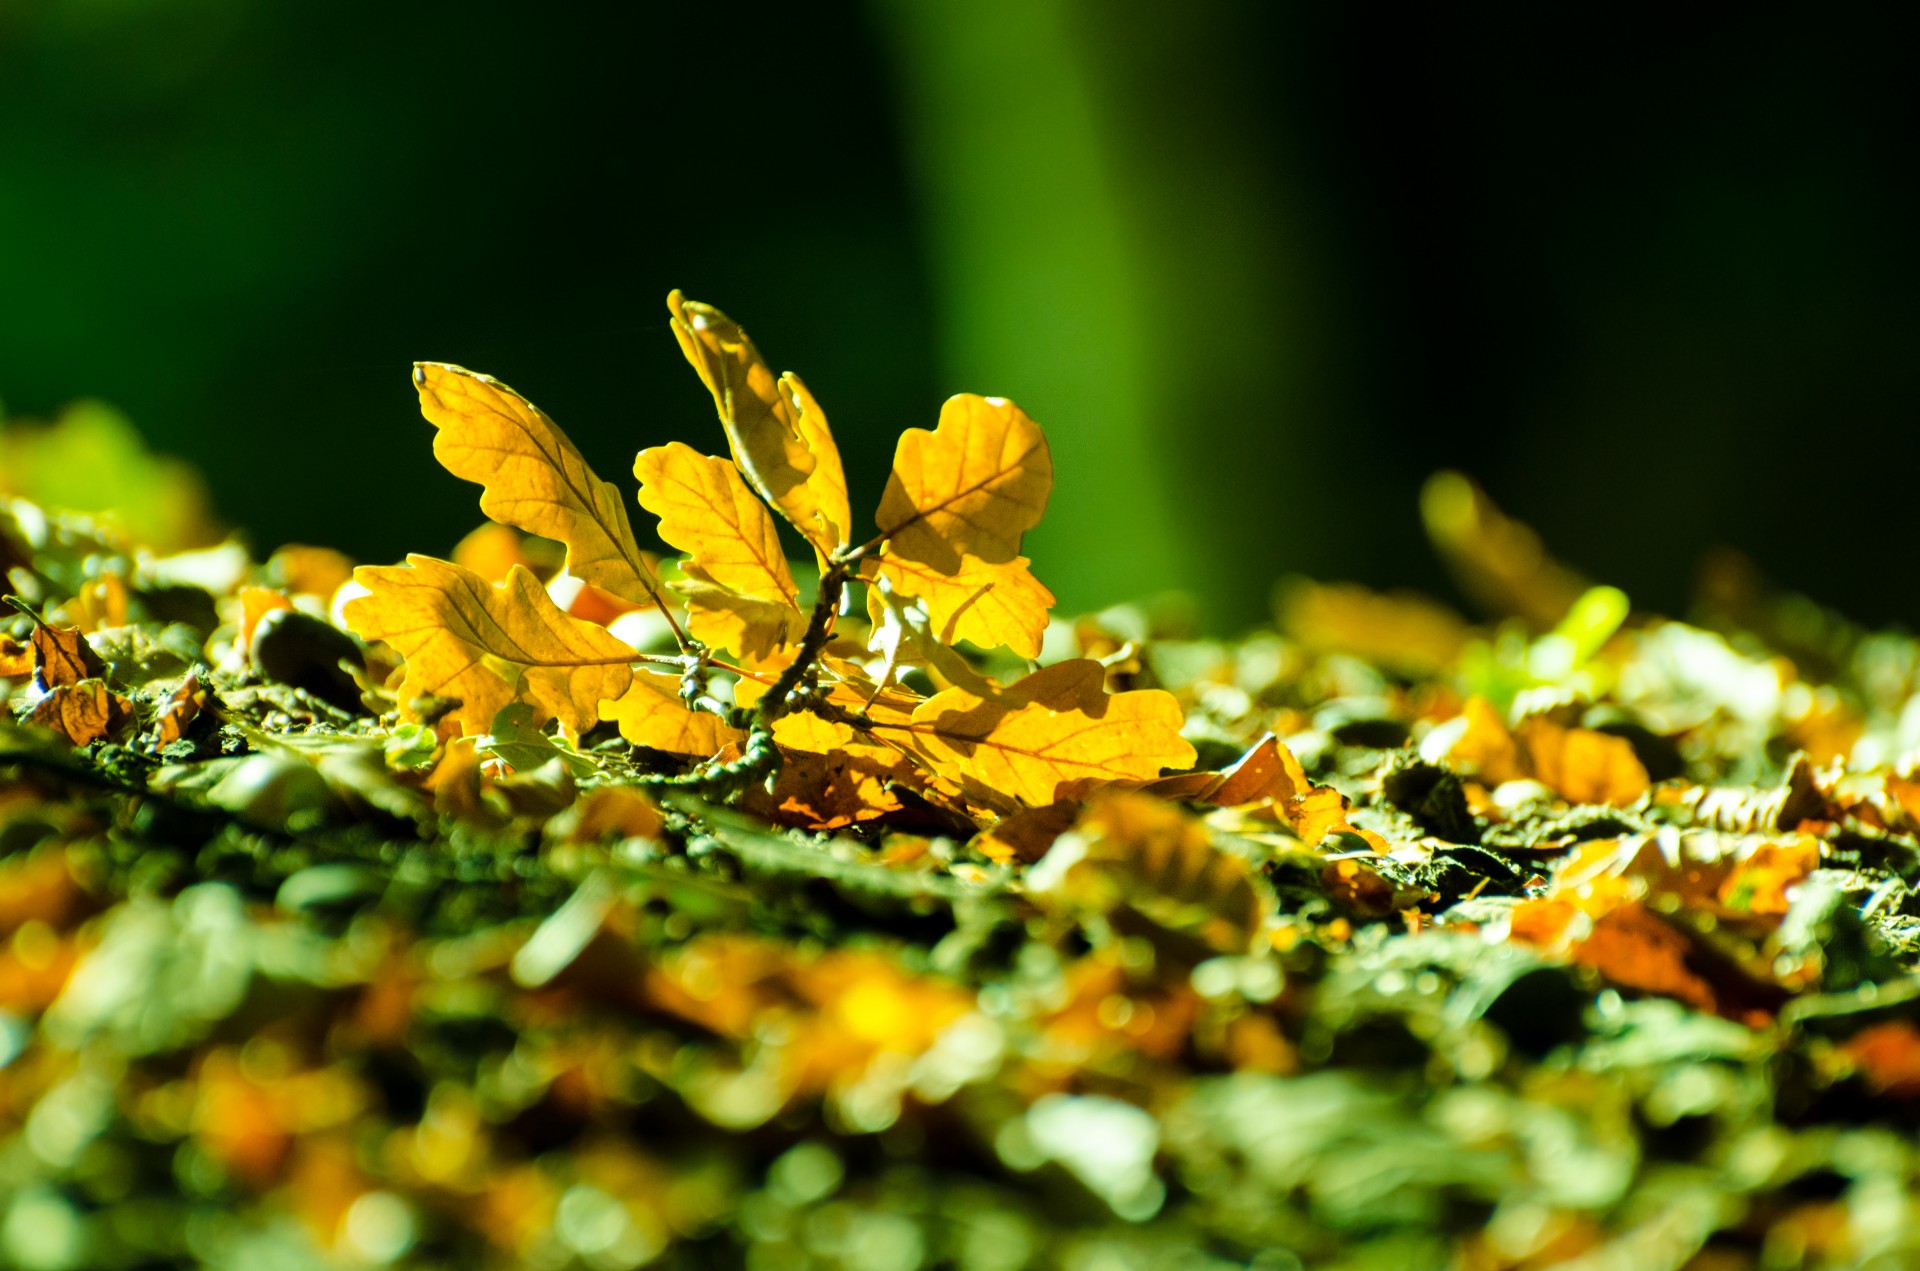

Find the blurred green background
[[2, 1, 1916, 630]]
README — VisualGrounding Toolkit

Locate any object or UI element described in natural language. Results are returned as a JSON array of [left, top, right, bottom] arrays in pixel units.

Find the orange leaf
[[29, 623, 103, 690], [28, 680, 132, 746], [156, 672, 207, 745], [1517, 718, 1649, 806]]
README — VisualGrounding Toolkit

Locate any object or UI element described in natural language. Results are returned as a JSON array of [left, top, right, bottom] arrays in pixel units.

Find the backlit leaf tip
[[666, 291, 850, 556]]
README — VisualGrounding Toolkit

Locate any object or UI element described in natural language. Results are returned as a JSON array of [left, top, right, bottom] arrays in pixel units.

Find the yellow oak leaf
[[876, 394, 1052, 572], [598, 668, 743, 757], [881, 660, 1194, 810], [777, 372, 852, 558], [666, 292, 850, 555], [672, 572, 808, 664], [412, 363, 668, 614], [346, 555, 635, 739], [875, 552, 1053, 658], [634, 442, 805, 661], [635, 443, 799, 603]]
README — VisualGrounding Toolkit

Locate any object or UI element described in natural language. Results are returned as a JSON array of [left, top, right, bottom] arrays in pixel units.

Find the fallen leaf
[[346, 555, 636, 738], [30, 623, 104, 690], [667, 292, 849, 555], [29, 679, 132, 745], [0, 635, 28, 680], [412, 362, 669, 613], [1277, 578, 1472, 676], [1030, 792, 1268, 954], [1518, 718, 1650, 806], [1427, 696, 1525, 785], [977, 799, 1079, 865], [564, 786, 664, 843], [156, 672, 207, 745]]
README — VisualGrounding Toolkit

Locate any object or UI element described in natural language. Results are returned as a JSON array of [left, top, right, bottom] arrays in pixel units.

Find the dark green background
[[3, 2, 1915, 630]]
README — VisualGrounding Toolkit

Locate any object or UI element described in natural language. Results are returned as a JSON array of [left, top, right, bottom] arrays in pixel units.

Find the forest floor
[[7, 463, 1920, 1271]]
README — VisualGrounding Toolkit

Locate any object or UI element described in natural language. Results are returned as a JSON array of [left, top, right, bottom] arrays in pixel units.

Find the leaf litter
[[4, 297, 1920, 1268]]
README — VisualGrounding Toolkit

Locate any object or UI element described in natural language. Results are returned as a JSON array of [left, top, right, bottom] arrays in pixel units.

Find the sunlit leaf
[[876, 394, 1052, 571], [598, 668, 742, 757], [884, 660, 1194, 810], [666, 292, 849, 554], [634, 442, 806, 659], [412, 362, 668, 613], [346, 555, 635, 738], [874, 551, 1053, 658]]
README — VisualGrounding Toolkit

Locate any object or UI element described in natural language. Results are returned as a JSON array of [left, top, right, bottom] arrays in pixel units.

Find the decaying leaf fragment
[[411, 362, 669, 615], [346, 555, 635, 739]]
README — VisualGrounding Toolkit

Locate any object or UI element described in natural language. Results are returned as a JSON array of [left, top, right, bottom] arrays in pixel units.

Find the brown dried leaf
[[30, 624, 104, 691], [29, 680, 132, 746]]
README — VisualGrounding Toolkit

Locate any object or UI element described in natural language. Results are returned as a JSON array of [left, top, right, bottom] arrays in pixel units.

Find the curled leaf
[[345, 555, 635, 739], [30, 623, 104, 691], [412, 362, 667, 614], [29, 680, 133, 746], [667, 292, 849, 554]]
